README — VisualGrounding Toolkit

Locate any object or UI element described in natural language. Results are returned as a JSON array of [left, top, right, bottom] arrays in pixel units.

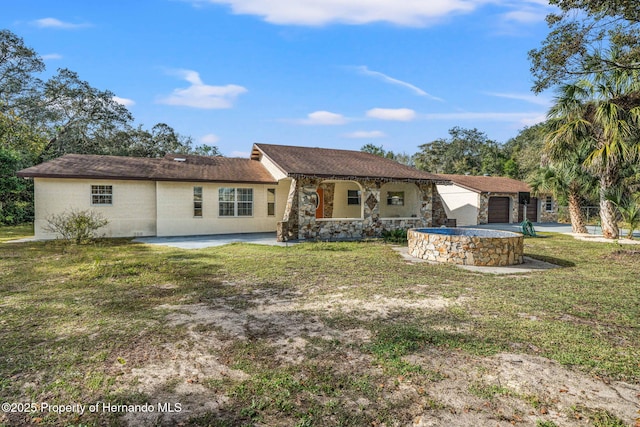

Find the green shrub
[[43, 209, 109, 244], [381, 228, 408, 244]]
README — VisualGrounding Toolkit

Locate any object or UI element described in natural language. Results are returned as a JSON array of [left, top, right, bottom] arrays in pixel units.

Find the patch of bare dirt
[[602, 249, 640, 261], [119, 290, 640, 426], [409, 350, 640, 426]]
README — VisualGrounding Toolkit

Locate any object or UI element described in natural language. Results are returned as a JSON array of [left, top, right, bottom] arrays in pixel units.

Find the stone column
[[416, 182, 435, 227], [478, 194, 488, 224], [361, 180, 381, 236], [297, 177, 322, 240], [509, 194, 519, 224], [277, 178, 298, 242]]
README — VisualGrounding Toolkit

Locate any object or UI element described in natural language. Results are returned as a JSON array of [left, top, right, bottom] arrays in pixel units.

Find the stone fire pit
[[408, 228, 524, 266]]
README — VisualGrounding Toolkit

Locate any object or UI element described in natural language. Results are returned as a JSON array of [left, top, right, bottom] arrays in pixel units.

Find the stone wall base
[[408, 229, 524, 266]]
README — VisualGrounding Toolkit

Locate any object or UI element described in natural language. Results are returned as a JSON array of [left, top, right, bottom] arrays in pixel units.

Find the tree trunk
[[599, 172, 619, 239], [567, 191, 588, 234]]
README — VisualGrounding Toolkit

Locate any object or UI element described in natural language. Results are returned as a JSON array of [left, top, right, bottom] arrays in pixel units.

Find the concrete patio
[[133, 232, 297, 249]]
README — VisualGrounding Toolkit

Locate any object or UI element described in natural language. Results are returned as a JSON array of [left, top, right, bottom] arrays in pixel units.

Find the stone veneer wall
[[284, 178, 438, 241], [408, 229, 524, 266], [539, 196, 558, 223], [431, 191, 449, 227], [478, 192, 519, 224]]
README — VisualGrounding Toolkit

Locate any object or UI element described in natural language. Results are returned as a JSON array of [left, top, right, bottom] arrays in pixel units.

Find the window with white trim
[[91, 185, 112, 205], [545, 196, 553, 212], [194, 187, 203, 217], [347, 190, 361, 205], [387, 191, 404, 206], [219, 188, 253, 217]]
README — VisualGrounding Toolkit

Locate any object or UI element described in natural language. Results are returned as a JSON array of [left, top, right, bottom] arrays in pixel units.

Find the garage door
[[488, 197, 510, 223], [518, 197, 538, 222]]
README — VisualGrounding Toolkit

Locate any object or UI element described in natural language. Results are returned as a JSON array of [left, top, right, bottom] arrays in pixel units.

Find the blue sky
[[4, 0, 555, 157]]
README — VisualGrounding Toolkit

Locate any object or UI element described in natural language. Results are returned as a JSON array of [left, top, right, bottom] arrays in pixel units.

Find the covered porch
[[277, 176, 448, 241]]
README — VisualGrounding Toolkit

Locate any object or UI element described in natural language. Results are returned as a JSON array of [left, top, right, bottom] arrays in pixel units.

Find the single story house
[[435, 174, 558, 226], [17, 143, 451, 241]]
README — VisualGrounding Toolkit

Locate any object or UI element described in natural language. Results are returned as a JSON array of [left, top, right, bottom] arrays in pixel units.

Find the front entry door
[[315, 188, 324, 219]]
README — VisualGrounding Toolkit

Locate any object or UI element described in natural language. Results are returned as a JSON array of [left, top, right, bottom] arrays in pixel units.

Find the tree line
[[0, 30, 220, 225], [362, 125, 544, 181]]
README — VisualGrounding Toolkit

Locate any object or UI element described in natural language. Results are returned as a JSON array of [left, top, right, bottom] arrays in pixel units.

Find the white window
[[347, 190, 361, 205], [194, 187, 203, 217], [545, 196, 553, 212], [219, 188, 253, 217], [91, 185, 112, 205], [387, 191, 404, 206], [267, 188, 276, 216]]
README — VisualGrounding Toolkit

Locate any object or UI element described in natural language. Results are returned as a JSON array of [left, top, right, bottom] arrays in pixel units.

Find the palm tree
[[545, 51, 640, 238], [530, 164, 596, 234], [606, 187, 640, 239]]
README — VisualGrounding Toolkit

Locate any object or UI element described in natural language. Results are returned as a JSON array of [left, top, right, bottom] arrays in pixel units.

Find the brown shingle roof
[[252, 143, 442, 182], [17, 153, 277, 184], [436, 174, 531, 193]]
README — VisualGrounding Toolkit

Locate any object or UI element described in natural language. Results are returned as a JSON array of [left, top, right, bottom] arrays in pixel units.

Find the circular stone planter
[[407, 227, 524, 266]]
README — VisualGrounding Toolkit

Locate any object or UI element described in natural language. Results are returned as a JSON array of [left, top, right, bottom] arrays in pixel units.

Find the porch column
[[297, 177, 322, 240], [277, 178, 298, 242], [361, 180, 381, 236], [417, 182, 435, 226]]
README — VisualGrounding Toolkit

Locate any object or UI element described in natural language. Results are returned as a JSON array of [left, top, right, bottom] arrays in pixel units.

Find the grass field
[[0, 225, 638, 426]]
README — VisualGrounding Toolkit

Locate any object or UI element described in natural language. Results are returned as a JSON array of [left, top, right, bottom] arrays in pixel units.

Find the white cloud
[[189, 0, 551, 27], [501, 9, 546, 23], [299, 110, 348, 125], [343, 130, 386, 139], [32, 17, 90, 29], [355, 66, 443, 100], [367, 108, 416, 122], [158, 69, 247, 109], [484, 92, 552, 107], [519, 114, 547, 127], [423, 111, 546, 127], [231, 150, 251, 158], [190, 0, 480, 26], [492, 2, 555, 35], [41, 53, 63, 60], [112, 96, 135, 107], [200, 133, 220, 144]]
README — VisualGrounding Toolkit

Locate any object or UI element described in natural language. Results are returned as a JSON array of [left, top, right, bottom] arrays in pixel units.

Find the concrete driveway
[[463, 222, 578, 234], [468, 222, 640, 237], [133, 232, 296, 249]]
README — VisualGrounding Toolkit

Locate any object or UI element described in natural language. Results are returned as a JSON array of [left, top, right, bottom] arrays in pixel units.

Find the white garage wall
[[436, 184, 480, 226]]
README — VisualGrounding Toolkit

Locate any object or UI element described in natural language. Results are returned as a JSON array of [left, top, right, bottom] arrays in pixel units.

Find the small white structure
[[435, 174, 557, 226]]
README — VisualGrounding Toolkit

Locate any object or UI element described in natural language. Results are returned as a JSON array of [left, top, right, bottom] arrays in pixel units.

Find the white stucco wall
[[156, 180, 291, 236], [379, 183, 421, 218], [33, 178, 157, 239], [436, 184, 480, 226], [331, 181, 363, 219]]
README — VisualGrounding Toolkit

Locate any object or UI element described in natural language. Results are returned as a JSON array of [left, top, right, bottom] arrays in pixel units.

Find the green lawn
[[0, 227, 638, 426]]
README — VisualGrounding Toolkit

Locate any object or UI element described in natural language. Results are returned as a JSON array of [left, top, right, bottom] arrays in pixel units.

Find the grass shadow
[[525, 253, 576, 267]]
